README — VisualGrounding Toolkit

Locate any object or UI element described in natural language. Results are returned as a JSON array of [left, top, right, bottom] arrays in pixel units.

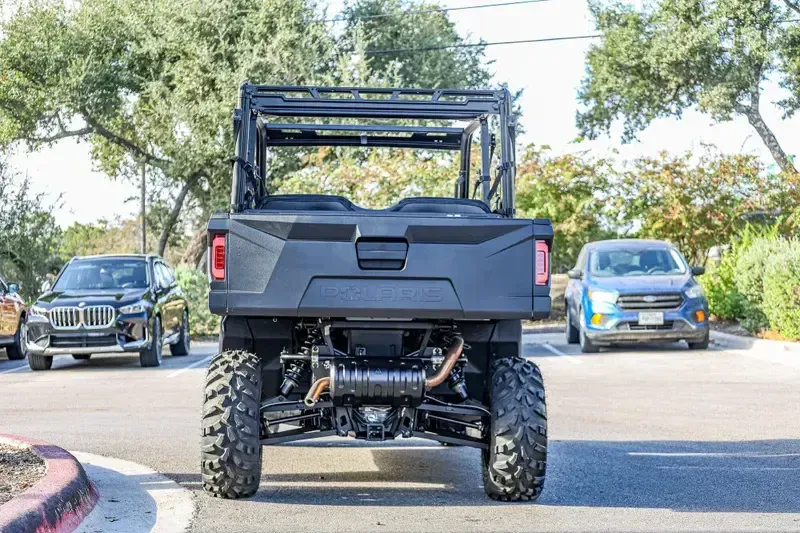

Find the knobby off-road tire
[[483, 356, 547, 501], [201, 350, 263, 499], [170, 311, 191, 356], [28, 354, 53, 371]]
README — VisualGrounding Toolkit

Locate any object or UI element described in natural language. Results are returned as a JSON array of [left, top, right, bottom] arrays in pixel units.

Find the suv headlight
[[119, 302, 146, 314], [29, 306, 48, 317], [685, 285, 705, 299], [588, 289, 618, 304]]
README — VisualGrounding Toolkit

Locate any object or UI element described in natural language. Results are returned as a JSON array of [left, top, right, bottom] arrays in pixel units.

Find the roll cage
[[230, 84, 518, 216]]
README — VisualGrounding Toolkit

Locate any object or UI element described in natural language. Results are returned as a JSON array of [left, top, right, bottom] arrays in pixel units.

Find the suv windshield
[[54, 258, 149, 290], [589, 247, 687, 277]]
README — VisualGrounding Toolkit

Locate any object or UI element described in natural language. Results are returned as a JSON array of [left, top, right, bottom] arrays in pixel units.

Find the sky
[[8, 0, 800, 227]]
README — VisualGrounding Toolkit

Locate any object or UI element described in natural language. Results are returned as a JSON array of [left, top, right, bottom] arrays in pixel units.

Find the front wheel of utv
[[201, 350, 263, 499], [483, 356, 547, 501]]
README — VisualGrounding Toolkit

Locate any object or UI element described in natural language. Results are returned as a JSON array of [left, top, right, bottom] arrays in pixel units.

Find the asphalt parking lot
[[1, 332, 798, 532]]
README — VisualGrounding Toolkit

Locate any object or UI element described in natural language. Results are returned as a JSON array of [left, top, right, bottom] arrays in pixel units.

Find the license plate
[[638, 312, 664, 326]]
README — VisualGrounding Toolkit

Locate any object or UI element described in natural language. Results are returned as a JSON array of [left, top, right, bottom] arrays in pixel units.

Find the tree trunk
[[157, 172, 202, 257], [745, 109, 797, 174], [179, 229, 206, 267]]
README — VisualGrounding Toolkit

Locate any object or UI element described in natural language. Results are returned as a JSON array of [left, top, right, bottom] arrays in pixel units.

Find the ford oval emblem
[[643, 295, 657, 303], [78, 302, 86, 308]]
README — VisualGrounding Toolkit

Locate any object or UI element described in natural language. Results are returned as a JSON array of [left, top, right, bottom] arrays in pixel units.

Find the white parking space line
[[629, 452, 800, 458], [166, 354, 214, 378], [541, 342, 582, 364], [0, 364, 29, 374]]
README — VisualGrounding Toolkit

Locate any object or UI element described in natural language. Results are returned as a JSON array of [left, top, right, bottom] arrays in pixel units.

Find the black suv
[[26, 254, 190, 370]]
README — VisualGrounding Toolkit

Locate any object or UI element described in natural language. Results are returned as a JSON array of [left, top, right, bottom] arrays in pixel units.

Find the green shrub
[[731, 226, 784, 331], [700, 253, 747, 320], [762, 242, 800, 341], [175, 266, 219, 338]]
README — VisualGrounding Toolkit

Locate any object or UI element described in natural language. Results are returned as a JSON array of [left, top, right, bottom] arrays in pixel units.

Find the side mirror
[[567, 269, 583, 280], [40, 280, 52, 294], [691, 266, 705, 276], [7, 283, 19, 294]]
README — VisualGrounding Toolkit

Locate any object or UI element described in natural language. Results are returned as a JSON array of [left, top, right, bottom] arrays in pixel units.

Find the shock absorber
[[447, 366, 469, 401], [280, 325, 321, 396], [280, 361, 311, 396]]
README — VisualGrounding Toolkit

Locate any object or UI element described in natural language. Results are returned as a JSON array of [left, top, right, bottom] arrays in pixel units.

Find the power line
[[313, 0, 552, 24], [365, 34, 600, 55]]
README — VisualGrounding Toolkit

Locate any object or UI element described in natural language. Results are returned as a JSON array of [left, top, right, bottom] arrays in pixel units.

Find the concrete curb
[[0, 434, 98, 533], [711, 330, 800, 353]]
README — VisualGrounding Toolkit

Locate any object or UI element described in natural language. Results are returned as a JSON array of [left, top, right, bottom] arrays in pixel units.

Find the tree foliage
[[0, 0, 337, 255], [579, 0, 799, 173], [276, 148, 455, 207], [340, 0, 492, 89], [613, 147, 796, 264], [516, 145, 615, 271], [0, 159, 62, 301]]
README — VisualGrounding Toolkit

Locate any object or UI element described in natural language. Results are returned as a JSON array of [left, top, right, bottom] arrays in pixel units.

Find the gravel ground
[[0, 444, 46, 505]]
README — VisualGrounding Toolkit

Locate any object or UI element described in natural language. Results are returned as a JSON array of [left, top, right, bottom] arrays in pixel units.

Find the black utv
[[201, 85, 553, 501]]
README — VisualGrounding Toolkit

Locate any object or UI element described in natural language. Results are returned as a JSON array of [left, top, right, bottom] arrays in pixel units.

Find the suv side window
[[575, 248, 587, 271], [162, 264, 176, 286], [155, 262, 174, 289]]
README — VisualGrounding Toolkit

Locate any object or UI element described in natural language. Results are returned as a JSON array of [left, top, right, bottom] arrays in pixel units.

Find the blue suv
[[565, 240, 709, 353]]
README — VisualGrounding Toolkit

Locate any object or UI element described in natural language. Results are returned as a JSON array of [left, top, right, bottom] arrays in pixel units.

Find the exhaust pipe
[[302, 335, 464, 405], [304, 377, 330, 406], [425, 336, 464, 390]]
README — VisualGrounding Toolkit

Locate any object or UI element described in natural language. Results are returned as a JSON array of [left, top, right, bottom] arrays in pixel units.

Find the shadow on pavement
[[170, 438, 800, 512]]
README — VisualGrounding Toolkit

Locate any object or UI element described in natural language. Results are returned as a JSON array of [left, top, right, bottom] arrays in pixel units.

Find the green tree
[[0, 159, 62, 301], [0, 0, 336, 257], [515, 145, 615, 271], [578, 0, 799, 174], [612, 147, 790, 264], [277, 148, 455, 206], [340, 0, 492, 89]]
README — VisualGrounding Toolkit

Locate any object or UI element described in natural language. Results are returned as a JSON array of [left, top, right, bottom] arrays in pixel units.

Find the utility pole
[[140, 162, 147, 254]]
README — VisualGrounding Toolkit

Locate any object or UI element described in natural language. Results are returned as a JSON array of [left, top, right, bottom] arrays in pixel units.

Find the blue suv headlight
[[588, 289, 619, 305], [685, 285, 704, 299]]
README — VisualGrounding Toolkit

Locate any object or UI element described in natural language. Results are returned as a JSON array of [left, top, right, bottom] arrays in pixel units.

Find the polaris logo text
[[320, 286, 443, 303]]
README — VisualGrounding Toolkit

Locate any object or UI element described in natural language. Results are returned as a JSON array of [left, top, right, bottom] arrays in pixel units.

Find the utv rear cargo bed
[[208, 211, 552, 320]]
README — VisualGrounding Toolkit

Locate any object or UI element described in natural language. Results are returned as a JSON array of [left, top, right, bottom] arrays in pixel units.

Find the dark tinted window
[[54, 258, 149, 290]]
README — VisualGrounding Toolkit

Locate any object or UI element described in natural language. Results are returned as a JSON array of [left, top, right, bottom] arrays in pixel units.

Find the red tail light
[[211, 234, 226, 281], [535, 240, 549, 286]]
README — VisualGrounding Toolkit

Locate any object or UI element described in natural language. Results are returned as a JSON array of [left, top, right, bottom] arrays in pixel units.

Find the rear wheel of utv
[[170, 311, 190, 356], [565, 306, 579, 344], [139, 317, 163, 367], [201, 350, 263, 499], [483, 356, 547, 501], [28, 354, 53, 371]]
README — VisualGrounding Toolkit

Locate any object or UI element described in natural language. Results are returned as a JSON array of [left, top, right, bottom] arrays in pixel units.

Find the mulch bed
[[0, 444, 46, 505]]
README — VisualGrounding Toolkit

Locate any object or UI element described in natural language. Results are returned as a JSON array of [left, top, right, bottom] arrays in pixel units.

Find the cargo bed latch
[[355, 239, 408, 270]]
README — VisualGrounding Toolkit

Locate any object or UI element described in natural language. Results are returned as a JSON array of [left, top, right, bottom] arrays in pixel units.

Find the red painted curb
[[0, 434, 98, 533]]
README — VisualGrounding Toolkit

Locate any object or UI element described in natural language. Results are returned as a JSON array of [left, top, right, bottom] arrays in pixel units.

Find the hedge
[[175, 266, 220, 338], [761, 242, 800, 341]]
